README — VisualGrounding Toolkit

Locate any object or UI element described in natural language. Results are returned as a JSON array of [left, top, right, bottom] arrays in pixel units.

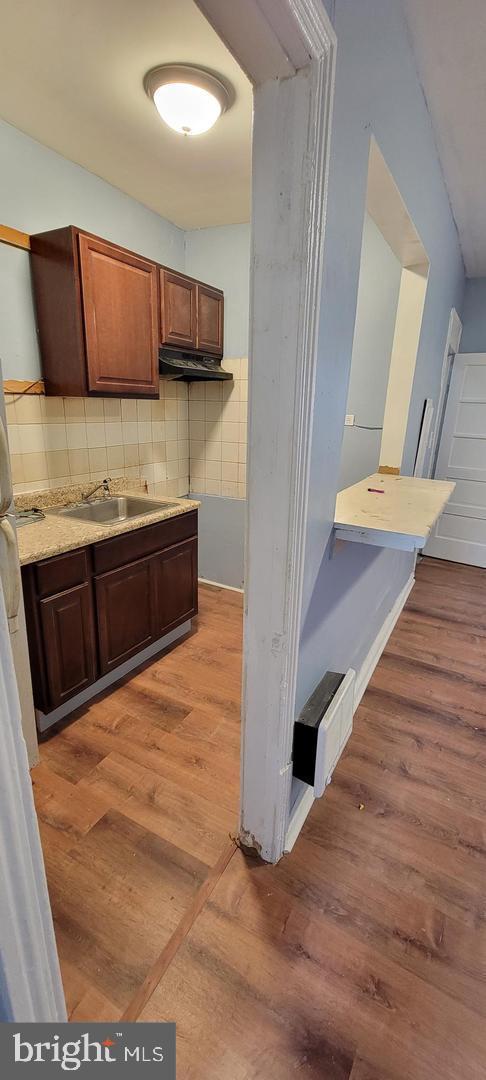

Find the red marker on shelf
[[367, 487, 384, 494]]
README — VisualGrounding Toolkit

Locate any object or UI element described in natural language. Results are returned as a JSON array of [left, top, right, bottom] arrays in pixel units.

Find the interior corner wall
[[460, 278, 486, 351], [185, 223, 251, 589], [184, 223, 251, 360], [297, 0, 465, 713], [379, 267, 428, 471], [338, 212, 402, 490]]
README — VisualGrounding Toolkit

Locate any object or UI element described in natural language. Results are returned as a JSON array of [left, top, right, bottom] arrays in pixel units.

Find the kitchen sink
[[52, 495, 179, 526]]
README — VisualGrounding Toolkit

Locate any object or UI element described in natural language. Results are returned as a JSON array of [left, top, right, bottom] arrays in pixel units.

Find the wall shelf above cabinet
[[334, 473, 455, 552]]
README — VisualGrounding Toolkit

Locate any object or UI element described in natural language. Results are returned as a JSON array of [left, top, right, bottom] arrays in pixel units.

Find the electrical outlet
[[345, 413, 355, 426]]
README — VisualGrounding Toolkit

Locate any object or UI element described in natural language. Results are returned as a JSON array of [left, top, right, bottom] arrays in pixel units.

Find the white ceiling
[[0, 0, 252, 230], [404, 0, 486, 277]]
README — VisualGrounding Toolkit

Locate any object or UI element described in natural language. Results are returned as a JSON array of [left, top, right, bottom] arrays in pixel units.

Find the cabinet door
[[160, 269, 197, 349], [40, 583, 97, 709], [197, 284, 224, 356], [95, 556, 155, 674], [154, 538, 198, 636], [78, 233, 159, 397]]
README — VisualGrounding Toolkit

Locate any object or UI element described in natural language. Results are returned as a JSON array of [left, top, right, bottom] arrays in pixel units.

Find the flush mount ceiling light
[[143, 64, 232, 136]]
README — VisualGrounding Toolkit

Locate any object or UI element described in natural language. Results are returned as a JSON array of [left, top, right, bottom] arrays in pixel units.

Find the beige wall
[[6, 379, 189, 499], [379, 267, 428, 472], [189, 358, 248, 499]]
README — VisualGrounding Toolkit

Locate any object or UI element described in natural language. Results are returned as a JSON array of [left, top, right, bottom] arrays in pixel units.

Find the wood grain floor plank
[[32, 563, 486, 1078]]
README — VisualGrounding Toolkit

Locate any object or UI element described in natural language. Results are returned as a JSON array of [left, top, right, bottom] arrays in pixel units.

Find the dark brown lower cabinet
[[95, 555, 156, 674], [22, 510, 198, 717], [154, 538, 198, 635], [39, 582, 97, 708]]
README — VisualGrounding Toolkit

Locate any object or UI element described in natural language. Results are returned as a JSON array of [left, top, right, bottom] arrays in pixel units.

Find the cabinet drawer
[[35, 547, 90, 598], [93, 511, 197, 574]]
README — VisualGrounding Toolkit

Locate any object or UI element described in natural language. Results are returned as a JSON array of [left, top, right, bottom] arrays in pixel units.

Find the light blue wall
[[0, 119, 251, 381], [297, 0, 465, 709], [460, 278, 486, 351], [0, 117, 185, 380], [339, 213, 402, 490], [185, 224, 250, 358], [189, 494, 245, 589]]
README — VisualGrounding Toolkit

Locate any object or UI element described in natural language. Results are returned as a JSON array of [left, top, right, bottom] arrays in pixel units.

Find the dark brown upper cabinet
[[160, 269, 224, 357], [160, 269, 198, 349], [197, 283, 224, 356], [30, 227, 159, 397]]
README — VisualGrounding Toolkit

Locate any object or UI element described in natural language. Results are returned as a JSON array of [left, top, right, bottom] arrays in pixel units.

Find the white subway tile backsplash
[[84, 399, 105, 422], [206, 440, 223, 462], [86, 422, 106, 448], [121, 400, 137, 422], [166, 440, 179, 461], [206, 460, 222, 480], [221, 441, 239, 463], [221, 421, 239, 442], [152, 420, 166, 442], [153, 460, 168, 483], [165, 420, 178, 440], [43, 423, 67, 451], [66, 422, 88, 450], [190, 420, 205, 442], [103, 398, 121, 421], [106, 444, 124, 470], [7, 424, 20, 455], [7, 380, 189, 498], [20, 424, 45, 453], [137, 420, 152, 444], [88, 447, 108, 473], [188, 358, 248, 500], [122, 421, 138, 445], [222, 461, 238, 482], [105, 421, 123, 446], [136, 400, 152, 422]]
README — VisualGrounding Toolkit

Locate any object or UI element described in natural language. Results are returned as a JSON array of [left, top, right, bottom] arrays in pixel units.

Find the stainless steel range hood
[[159, 348, 232, 381]]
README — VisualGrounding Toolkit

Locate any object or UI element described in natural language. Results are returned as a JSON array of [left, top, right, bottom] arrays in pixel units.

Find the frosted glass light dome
[[144, 65, 231, 138], [153, 82, 222, 136]]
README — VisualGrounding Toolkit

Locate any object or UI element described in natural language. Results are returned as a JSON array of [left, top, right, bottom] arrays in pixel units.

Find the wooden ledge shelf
[[334, 473, 455, 552]]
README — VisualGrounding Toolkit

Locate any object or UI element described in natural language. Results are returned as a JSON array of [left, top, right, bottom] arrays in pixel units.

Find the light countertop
[[334, 472, 455, 551], [15, 480, 200, 566]]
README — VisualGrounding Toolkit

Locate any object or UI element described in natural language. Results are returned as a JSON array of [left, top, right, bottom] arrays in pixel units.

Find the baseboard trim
[[284, 573, 415, 853], [353, 573, 415, 709], [199, 577, 244, 594], [36, 620, 192, 733]]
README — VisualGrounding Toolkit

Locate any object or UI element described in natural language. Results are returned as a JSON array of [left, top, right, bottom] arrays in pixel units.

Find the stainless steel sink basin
[[52, 495, 179, 526]]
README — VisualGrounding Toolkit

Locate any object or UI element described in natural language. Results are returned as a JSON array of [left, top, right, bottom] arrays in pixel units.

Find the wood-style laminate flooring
[[32, 562, 486, 1078]]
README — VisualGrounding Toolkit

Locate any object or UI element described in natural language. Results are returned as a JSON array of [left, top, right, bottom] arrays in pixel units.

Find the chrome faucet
[[82, 477, 112, 502]]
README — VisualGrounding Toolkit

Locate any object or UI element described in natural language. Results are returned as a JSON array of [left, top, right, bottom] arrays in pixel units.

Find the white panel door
[[425, 353, 486, 566]]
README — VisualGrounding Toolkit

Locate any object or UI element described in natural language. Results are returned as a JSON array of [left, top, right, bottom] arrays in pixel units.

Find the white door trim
[[199, 0, 337, 861], [427, 307, 462, 477], [1, 0, 337, 1020], [0, 581, 66, 1021]]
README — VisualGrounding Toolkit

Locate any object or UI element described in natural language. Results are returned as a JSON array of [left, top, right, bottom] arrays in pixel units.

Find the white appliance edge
[[0, 363, 38, 765]]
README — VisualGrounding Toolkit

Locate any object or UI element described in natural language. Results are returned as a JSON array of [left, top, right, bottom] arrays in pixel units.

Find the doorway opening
[[1, 0, 337, 1023], [338, 138, 430, 490]]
